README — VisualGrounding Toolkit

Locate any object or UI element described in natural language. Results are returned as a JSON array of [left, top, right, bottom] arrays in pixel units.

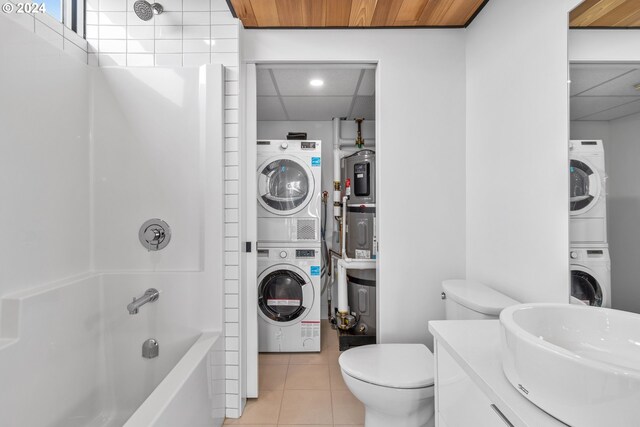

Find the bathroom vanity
[[429, 320, 566, 427]]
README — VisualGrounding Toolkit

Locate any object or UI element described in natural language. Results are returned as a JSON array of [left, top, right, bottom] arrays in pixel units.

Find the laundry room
[[253, 63, 378, 352], [568, 61, 640, 314]]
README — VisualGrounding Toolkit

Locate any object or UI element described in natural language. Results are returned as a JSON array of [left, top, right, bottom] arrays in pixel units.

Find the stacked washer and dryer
[[569, 139, 611, 307], [256, 140, 322, 352]]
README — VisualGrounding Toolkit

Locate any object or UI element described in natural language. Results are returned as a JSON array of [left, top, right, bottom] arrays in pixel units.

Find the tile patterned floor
[[224, 321, 364, 427]]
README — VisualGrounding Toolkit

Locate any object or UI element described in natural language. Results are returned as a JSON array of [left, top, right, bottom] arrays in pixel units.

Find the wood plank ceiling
[[570, 0, 640, 28], [227, 0, 489, 28]]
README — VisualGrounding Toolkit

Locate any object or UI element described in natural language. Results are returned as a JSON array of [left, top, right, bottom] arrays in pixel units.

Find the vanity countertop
[[429, 320, 567, 427]]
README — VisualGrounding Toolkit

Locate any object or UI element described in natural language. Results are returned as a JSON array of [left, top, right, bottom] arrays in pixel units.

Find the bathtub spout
[[127, 288, 160, 315]]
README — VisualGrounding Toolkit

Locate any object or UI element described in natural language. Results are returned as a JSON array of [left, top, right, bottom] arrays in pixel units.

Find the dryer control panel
[[296, 249, 316, 258]]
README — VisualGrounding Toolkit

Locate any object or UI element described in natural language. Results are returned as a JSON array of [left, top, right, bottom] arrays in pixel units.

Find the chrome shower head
[[133, 0, 163, 21]]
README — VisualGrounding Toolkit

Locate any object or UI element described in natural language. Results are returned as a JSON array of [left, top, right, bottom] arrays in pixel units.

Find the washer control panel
[[296, 249, 316, 258]]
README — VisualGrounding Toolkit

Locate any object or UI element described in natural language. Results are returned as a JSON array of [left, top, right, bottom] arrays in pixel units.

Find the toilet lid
[[339, 344, 434, 389]]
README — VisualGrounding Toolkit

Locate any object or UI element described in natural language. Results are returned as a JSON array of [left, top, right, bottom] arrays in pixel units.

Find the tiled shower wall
[[89, 0, 243, 417]]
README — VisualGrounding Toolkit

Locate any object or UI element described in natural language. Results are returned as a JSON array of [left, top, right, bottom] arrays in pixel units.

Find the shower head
[[133, 0, 163, 21]]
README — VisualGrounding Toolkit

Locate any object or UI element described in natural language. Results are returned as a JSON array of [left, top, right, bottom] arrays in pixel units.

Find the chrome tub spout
[[127, 288, 159, 315]]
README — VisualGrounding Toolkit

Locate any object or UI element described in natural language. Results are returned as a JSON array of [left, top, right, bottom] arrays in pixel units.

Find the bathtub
[[0, 273, 225, 427]]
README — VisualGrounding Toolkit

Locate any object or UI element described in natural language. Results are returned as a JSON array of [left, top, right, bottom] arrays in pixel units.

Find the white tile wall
[[2, 0, 88, 63]]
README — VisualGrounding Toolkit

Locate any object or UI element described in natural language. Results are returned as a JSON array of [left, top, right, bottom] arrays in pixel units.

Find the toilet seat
[[339, 344, 434, 389]]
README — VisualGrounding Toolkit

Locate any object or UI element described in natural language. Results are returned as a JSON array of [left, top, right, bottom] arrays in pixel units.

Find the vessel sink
[[500, 303, 640, 427]]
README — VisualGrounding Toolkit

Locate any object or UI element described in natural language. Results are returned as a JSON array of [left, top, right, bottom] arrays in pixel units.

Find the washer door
[[569, 158, 601, 215], [257, 155, 314, 216], [571, 265, 603, 307], [258, 265, 314, 326]]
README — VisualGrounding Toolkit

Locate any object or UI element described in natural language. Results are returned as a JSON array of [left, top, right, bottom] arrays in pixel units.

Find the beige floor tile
[[278, 425, 332, 427], [326, 350, 342, 366], [332, 390, 365, 425], [329, 364, 348, 391], [278, 389, 333, 425], [259, 353, 291, 365], [237, 390, 283, 425], [284, 364, 330, 390], [335, 425, 364, 427], [289, 351, 329, 365], [259, 364, 288, 391], [223, 418, 238, 425]]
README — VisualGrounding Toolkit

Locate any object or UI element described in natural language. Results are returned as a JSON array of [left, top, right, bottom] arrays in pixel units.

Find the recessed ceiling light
[[309, 79, 324, 87]]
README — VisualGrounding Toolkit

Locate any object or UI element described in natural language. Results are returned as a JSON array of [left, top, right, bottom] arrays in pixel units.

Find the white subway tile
[[88, 53, 99, 66], [225, 109, 238, 124], [155, 11, 183, 25], [86, 25, 99, 39], [127, 25, 154, 39], [211, 10, 234, 24], [225, 208, 238, 222], [127, 11, 153, 24], [127, 53, 154, 66], [225, 378, 239, 393], [225, 96, 238, 109], [225, 408, 239, 418], [64, 27, 87, 50], [99, 25, 126, 39], [154, 25, 182, 39], [225, 66, 239, 81], [225, 394, 239, 409], [100, 11, 127, 25], [211, 38, 237, 53], [225, 351, 239, 365], [225, 123, 239, 138], [211, 52, 238, 66], [212, 24, 238, 39], [224, 237, 238, 251], [160, 0, 182, 11], [155, 39, 182, 53], [183, 25, 210, 39], [183, 11, 209, 25], [211, 0, 228, 11], [224, 266, 239, 280], [35, 21, 63, 49], [225, 337, 239, 351], [224, 165, 238, 180], [127, 39, 153, 53], [183, 53, 210, 66], [183, 0, 209, 11], [225, 308, 239, 322], [86, 11, 99, 24], [63, 39, 88, 63], [183, 39, 210, 53], [225, 365, 239, 379], [225, 194, 239, 209], [155, 53, 182, 66], [225, 222, 239, 237], [225, 294, 239, 308], [224, 250, 239, 265], [100, 0, 126, 11], [224, 279, 239, 294], [86, 0, 100, 11], [225, 137, 238, 151], [99, 39, 126, 53], [87, 38, 99, 53], [225, 81, 239, 95], [98, 53, 126, 66], [225, 180, 238, 194]]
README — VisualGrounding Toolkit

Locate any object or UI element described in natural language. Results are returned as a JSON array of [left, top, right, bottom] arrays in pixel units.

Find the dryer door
[[571, 266, 603, 307], [257, 155, 315, 216], [569, 158, 602, 215], [258, 265, 314, 326]]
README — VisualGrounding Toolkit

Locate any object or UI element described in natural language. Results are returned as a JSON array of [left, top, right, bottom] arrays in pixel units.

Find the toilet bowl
[[338, 280, 518, 427]]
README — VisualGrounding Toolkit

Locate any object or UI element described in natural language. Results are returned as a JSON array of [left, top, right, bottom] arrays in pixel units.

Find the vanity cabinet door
[[435, 342, 514, 427]]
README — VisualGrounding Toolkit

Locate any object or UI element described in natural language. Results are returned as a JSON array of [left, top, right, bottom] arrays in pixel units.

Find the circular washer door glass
[[569, 159, 598, 213], [258, 270, 307, 322], [259, 159, 310, 213], [571, 269, 603, 306]]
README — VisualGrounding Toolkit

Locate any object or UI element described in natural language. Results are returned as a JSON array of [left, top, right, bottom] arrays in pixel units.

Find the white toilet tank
[[442, 279, 518, 320]]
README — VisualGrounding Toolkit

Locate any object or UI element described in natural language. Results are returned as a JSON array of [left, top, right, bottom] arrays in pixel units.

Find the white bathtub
[[0, 273, 225, 427]]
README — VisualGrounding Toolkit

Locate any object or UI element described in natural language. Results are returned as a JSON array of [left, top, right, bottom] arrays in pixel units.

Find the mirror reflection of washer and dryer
[[569, 139, 611, 307], [257, 139, 323, 352]]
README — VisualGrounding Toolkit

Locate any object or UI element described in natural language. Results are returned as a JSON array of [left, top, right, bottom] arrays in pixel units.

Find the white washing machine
[[570, 245, 611, 308], [257, 140, 321, 244], [569, 139, 607, 245], [257, 244, 321, 352]]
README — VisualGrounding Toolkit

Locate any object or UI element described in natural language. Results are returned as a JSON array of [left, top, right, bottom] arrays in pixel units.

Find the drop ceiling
[[570, 63, 640, 121], [257, 66, 375, 121]]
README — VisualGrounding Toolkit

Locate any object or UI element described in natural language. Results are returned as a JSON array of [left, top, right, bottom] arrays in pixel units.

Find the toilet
[[338, 280, 518, 427]]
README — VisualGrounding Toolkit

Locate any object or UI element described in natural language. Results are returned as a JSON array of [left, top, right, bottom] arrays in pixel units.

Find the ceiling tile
[[570, 96, 640, 120], [273, 69, 362, 96], [257, 68, 277, 96], [257, 96, 288, 120], [281, 96, 352, 121], [578, 68, 640, 97], [350, 96, 375, 120], [570, 64, 636, 96], [357, 69, 375, 96], [576, 99, 640, 121]]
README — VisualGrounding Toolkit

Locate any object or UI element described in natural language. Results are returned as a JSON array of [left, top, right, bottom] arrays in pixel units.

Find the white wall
[[257, 119, 376, 319], [0, 15, 91, 299], [569, 30, 640, 62], [465, 0, 580, 304], [244, 29, 467, 346]]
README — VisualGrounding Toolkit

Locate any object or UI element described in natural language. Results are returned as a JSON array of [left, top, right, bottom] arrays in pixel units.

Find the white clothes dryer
[[257, 244, 321, 352], [570, 245, 611, 308], [257, 140, 322, 244], [569, 139, 607, 245]]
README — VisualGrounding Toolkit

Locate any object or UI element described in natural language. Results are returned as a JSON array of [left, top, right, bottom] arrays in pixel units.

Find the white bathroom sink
[[500, 303, 640, 427]]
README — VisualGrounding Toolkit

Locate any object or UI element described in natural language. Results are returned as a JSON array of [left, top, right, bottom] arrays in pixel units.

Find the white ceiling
[[256, 65, 375, 121], [570, 63, 640, 121]]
